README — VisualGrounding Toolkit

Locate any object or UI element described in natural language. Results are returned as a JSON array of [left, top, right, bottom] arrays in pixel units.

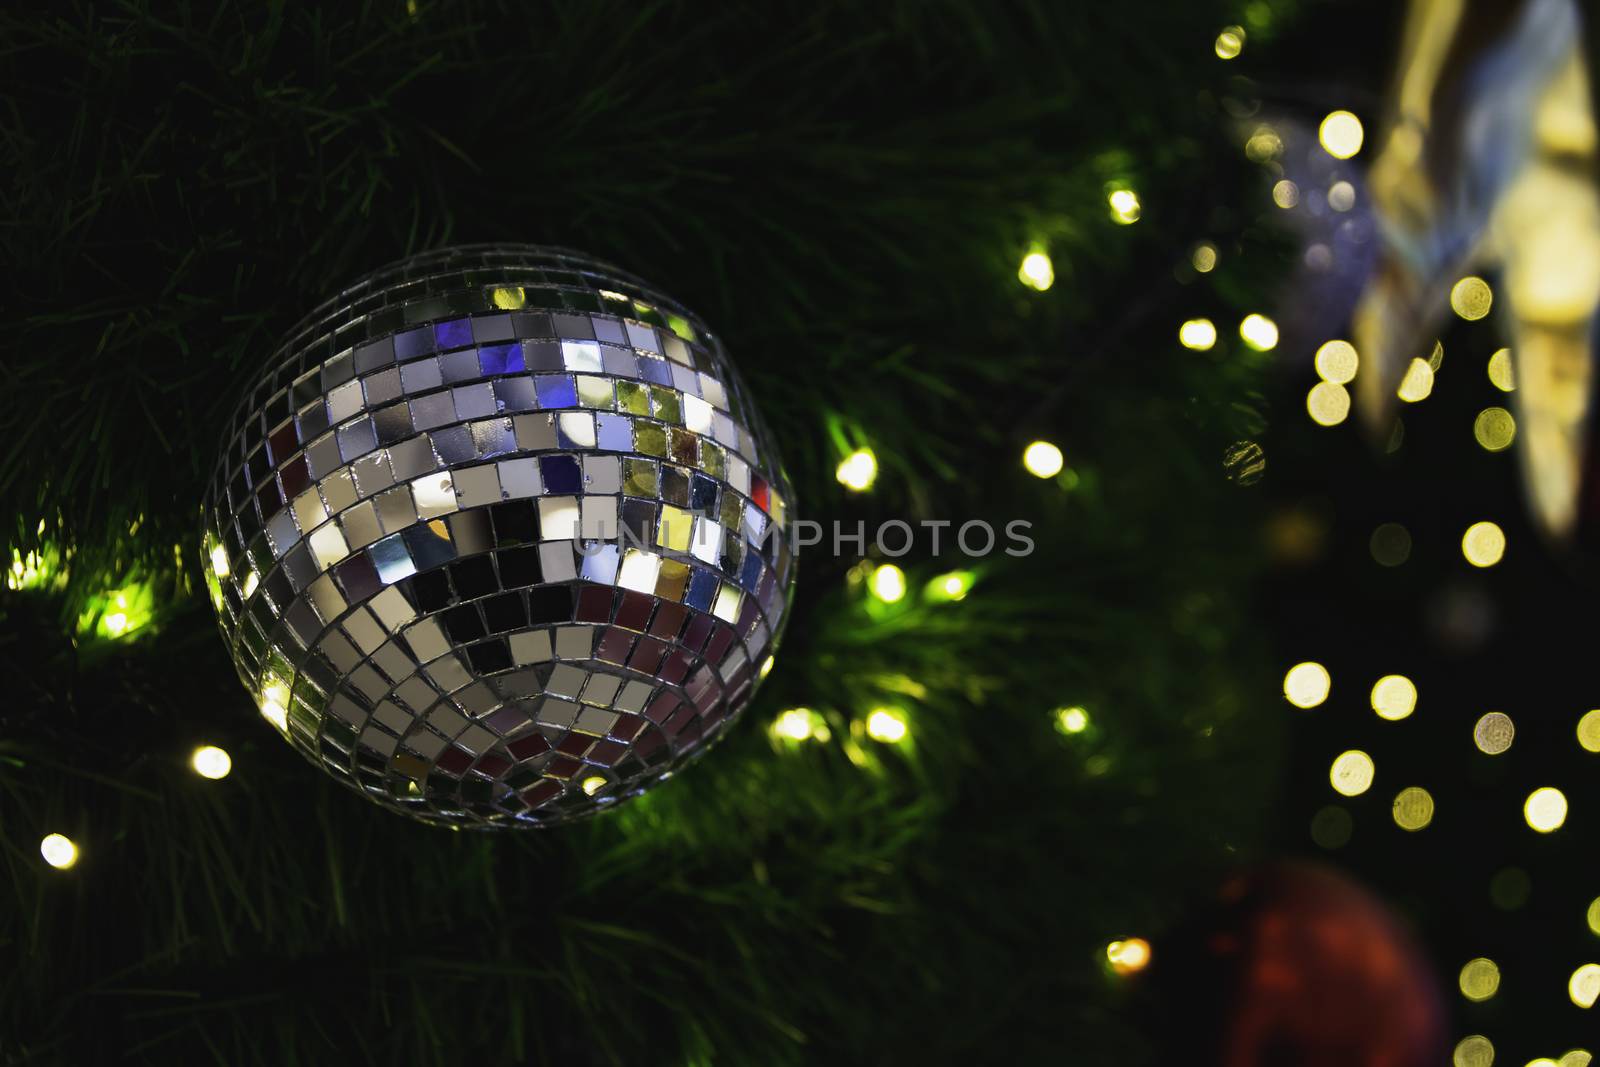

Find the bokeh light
[[1392, 786, 1435, 830], [1474, 407, 1516, 451], [772, 707, 830, 744], [1306, 381, 1350, 426], [1106, 937, 1151, 975], [1524, 787, 1568, 833], [1570, 963, 1600, 1008], [1239, 313, 1279, 351], [1272, 179, 1299, 209], [1283, 662, 1331, 708], [40, 833, 79, 870], [1055, 706, 1090, 734], [1576, 709, 1600, 753], [1371, 674, 1417, 720], [1587, 896, 1600, 935], [1214, 25, 1244, 59], [1108, 189, 1141, 224], [1245, 125, 1283, 163], [190, 745, 232, 780], [1019, 250, 1054, 291], [865, 707, 909, 743], [927, 570, 973, 602], [1397, 358, 1435, 402], [1488, 347, 1515, 391], [1451, 276, 1494, 320], [1191, 242, 1218, 273], [1318, 110, 1364, 158], [1179, 318, 1217, 350], [1369, 523, 1411, 566], [1475, 712, 1516, 755], [1454, 1036, 1495, 1067], [836, 448, 878, 491], [1459, 957, 1501, 1001], [1490, 867, 1531, 911], [1023, 440, 1064, 479], [1310, 805, 1352, 849], [1327, 180, 1356, 212], [870, 563, 906, 603], [1330, 750, 1375, 796], [1314, 340, 1359, 384], [1461, 521, 1506, 568]]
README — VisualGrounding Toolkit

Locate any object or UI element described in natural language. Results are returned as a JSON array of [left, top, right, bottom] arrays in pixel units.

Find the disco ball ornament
[[200, 246, 796, 826]]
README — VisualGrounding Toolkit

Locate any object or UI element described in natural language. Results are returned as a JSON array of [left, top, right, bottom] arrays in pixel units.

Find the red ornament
[[1144, 862, 1448, 1067]]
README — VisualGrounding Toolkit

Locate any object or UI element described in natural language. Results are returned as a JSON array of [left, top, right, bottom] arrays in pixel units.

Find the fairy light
[[772, 707, 829, 743], [1330, 750, 1375, 796], [1454, 1036, 1495, 1067], [40, 833, 79, 870], [1525, 787, 1568, 832], [1392, 786, 1435, 831], [1306, 381, 1350, 426], [1475, 712, 1516, 755], [1578, 709, 1600, 753], [1108, 189, 1141, 224], [1055, 706, 1090, 734], [865, 707, 908, 743], [1019, 250, 1055, 291], [1245, 125, 1283, 163], [1023, 440, 1064, 478], [1179, 318, 1217, 350], [835, 448, 878, 491], [1488, 348, 1515, 391], [1459, 957, 1501, 1001], [1474, 407, 1516, 451], [1239, 314, 1278, 351], [1451, 276, 1494, 320], [1570, 963, 1600, 1008], [870, 563, 906, 603], [1319, 110, 1364, 159], [1283, 662, 1331, 708], [1461, 521, 1506, 568], [1314, 340, 1359, 383], [1214, 25, 1244, 59], [1397, 358, 1435, 402], [928, 571, 974, 602], [190, 745, 232, 780], [1191, 243, 1218, 272], [1107, 938, 1151, 975], [1371, 674, 1417, 721]]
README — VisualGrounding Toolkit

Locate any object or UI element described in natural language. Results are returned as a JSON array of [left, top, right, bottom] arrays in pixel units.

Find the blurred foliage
[[1, 1, 1294, 1063]]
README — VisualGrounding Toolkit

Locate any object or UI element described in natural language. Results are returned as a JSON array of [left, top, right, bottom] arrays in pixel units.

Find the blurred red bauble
[[1143, 862, 1448, 1067]]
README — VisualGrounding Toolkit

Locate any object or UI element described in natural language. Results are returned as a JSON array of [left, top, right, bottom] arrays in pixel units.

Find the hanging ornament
[[200, 246, 796, 826], [1142, 862, 1449, 1067], [1353, 0, 1600, 540]]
